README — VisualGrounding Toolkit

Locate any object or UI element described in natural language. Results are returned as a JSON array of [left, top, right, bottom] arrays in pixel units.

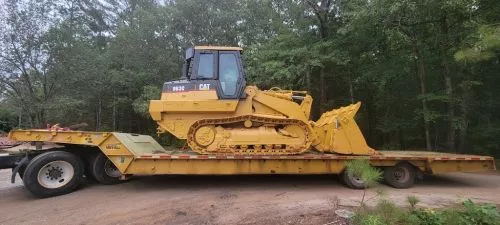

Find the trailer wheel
[[89, 153, 123, 185], [341, 170, 365, 189], [23, 151, 83, 198], [384, 163, 415, 189]]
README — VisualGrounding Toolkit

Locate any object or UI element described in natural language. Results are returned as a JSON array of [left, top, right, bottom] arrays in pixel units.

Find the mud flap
[[11, 155, 29, 183]]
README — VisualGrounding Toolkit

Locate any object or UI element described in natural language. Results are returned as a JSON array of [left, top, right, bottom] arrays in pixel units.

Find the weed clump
[[344, 159, 383, 206]]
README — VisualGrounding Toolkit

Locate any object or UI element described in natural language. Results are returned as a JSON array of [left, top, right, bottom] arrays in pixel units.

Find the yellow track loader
[[149, 46, 375, 155]]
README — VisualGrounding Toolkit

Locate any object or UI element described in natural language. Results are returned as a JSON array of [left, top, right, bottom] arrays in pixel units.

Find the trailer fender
[[11, 155, 29, 183]]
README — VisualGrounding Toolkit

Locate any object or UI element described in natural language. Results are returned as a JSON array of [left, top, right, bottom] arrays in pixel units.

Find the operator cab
[[163, 46, 247, 99]]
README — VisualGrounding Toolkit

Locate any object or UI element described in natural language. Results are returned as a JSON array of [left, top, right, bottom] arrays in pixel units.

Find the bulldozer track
[[187, 115, 312, 155]]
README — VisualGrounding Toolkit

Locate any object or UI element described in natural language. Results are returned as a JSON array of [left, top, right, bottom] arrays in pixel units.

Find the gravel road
[[0, 169, 499, 225]]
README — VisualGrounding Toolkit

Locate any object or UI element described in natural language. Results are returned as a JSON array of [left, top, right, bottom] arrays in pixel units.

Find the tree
[[0, 0, 499, 157], [0, 0, 63, 127]]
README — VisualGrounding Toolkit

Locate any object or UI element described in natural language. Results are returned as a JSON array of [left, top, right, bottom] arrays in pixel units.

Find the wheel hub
[[349, 172, 364, 186], [393, 167, 409, 182], [37, 161, 75, 189], [104, 160, 121, 178], [47, 166, 63, 180]]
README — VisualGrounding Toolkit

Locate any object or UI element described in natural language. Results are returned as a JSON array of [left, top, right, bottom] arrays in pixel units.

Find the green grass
[[344, 159, 500, 225], [351, 199, 500, 225]]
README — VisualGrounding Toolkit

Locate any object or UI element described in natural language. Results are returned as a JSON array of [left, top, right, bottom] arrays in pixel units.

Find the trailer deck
[[1, 129, 496, 197], [4, 129, 495, 175]]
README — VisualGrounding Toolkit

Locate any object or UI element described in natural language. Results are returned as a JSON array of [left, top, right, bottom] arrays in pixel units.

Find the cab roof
[[194, 46, 243, 51]]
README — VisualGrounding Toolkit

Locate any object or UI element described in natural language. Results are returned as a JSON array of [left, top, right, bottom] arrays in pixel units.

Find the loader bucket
[[311, 102, 375, 155]]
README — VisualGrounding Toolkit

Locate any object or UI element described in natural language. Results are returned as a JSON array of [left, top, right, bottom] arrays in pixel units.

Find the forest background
[[1, 0, 499, 157]]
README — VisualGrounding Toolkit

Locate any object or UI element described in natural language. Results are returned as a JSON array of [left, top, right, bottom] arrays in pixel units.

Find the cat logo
[[199, 84, 210, 91]]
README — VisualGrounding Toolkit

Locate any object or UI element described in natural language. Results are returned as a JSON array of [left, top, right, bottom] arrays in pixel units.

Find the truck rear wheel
[[89, 152, 123, 185], [340, 170, 365, 189], [23, 151, 83, 198], [384, 163, 415, 188]]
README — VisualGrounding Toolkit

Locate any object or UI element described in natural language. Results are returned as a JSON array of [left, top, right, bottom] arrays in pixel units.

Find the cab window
[[219, 53, 238, 95], [197, 53, 214, 78]]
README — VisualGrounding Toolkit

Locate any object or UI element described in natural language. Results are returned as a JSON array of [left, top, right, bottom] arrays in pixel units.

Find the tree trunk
[[458, 99, 469, 153], [440, 15, 456, 152], [348, 69, 355, 104], [112, 89, 116, 130], [33, 106, 44, 128], [306, 69, 311, 92], [366, 95, 376, 146], [411, 37, 432, 151], [18, 107, 22, 128], [39, 108, 45, 128], [398, 128, 405, 150], [319, 67, 326, 113], [444, 75, 455, 150], [457, 74, 473, 153], [96, 98, 102, 131]]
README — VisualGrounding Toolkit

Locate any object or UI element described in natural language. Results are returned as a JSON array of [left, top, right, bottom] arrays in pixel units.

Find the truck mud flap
[[11, 155, 29, 183]]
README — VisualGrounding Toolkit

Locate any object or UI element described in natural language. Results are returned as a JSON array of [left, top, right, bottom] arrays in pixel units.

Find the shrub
[[352, 199, 409, 225], [409, 208, 444, 225], [345, 159, 383, 205], [345, 159, 383, 189], [358, 215, 386, 225], [352, 199, 500, 225], [459, 199, 500, 225], [407, 195, 420, 209]]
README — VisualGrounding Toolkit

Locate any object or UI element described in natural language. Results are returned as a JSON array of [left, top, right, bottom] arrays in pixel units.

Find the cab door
[[217, 51, 246, 99]]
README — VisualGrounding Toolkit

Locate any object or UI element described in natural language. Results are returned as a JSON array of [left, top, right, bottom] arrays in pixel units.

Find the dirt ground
[[0, 170, 499, 225]]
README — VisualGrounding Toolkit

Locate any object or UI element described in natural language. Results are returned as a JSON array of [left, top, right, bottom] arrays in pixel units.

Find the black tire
[[22, 151, 84, 198], [340, 170, 365, 189], [89, 152, 123, 185], [383, 163, 416, 189]]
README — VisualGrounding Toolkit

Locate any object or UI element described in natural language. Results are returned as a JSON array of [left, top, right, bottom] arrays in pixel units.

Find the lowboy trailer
[[0, 129, 495, 198]]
